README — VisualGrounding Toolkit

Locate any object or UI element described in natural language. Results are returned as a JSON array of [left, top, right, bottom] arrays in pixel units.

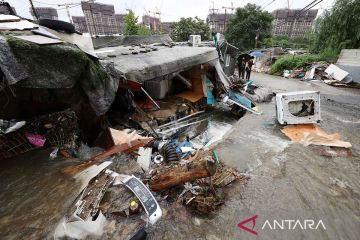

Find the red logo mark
[[237, 215, 258, 235]]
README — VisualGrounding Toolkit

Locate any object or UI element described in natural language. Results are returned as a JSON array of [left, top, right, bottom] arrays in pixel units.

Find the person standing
[[245, 58, 254, 80], [238, 57, 246, 79]]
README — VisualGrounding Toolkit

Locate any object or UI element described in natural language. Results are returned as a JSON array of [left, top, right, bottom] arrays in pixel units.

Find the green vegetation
[[310, 0, 360, 53], [269, 55, 322, 75], [124, 10, 139, 35], [170, 17, 210, 42], [268, 50, 339, 75], [225, 4, 273, 51], [268, 0, 359, 76], [137, 24, 152, 36], [124, 10, 152, 36], [262, 36, 311, 49]]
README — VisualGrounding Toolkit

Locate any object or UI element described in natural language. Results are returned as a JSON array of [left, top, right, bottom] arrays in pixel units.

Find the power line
[[289, 0, 323, 37], [295, 0, 323, 18], [262, 0, 276, 10]]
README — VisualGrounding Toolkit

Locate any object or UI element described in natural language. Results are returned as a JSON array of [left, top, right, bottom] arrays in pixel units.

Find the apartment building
[[32, 7, 58, 20], [81, 1, 117, 36], [206, 13, 234, 33], [72, 16, 88, 33], [272, 9, 318, 37]]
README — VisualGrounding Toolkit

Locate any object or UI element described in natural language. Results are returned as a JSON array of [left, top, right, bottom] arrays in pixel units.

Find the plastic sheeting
[[0, 36, 28, 85], [3, 34, 117, 115], [54, 212, 107, 239]]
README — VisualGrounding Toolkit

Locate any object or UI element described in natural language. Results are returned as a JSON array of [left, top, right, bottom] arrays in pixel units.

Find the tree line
[[123, 0, 359, 55]]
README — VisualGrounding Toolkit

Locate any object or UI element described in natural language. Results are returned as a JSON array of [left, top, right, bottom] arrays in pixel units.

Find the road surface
[[152, 73, 360, 240]]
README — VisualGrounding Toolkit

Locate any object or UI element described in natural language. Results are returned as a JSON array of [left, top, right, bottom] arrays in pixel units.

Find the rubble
[[149, 158, 217, 191], [282, 60, 359, 88], [0, 109, 79, 160], [0, 15, 255, 239]]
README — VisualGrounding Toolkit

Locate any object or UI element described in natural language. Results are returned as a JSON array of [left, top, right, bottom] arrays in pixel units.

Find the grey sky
[[8, 0, 335, 22]]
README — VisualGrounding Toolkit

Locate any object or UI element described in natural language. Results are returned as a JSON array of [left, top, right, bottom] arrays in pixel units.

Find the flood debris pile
[[282, 50, 360, 88], [146, 148, 246, 214], [53, 123, 247, 239], [0, 109, 79, 160], [0, 14, 266, 240]]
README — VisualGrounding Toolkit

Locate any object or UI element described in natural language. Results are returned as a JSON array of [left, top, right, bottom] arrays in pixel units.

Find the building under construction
[[271, 9, 318, 37]]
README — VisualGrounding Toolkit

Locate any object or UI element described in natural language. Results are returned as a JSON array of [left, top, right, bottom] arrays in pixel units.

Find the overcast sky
[[8, 0, 335, 22]]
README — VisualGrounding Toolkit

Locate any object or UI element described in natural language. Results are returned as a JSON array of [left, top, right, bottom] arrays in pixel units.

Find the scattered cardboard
[[281, 124, 351, 148]]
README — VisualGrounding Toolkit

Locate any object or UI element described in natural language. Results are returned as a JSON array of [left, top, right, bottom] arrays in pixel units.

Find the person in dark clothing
[[245, 58, 254, 80], [238, 57, 246, 79]]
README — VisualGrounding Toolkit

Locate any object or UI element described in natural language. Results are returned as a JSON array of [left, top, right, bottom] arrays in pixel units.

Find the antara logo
[[237, 215, 258, 235], [237, 216, 326, 235]]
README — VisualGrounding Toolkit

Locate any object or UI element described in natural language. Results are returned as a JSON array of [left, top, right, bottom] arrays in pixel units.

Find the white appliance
[[276, 91, 321, 125], [189, 35, 201, 47]]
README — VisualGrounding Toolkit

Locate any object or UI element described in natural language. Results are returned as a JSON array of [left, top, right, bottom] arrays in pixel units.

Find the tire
[[38, 19, 76, 33]]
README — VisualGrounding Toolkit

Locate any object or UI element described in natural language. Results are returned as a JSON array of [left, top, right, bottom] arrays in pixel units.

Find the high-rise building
[[142, 15, 160, 32], [206, 13, 234, 33], [115, 14, 126, 34], [72, 16, 88, 33], [161, 22, 174, 34], [81, 1, 117, 36], [272, 9, 318, 37], [32, 7, 58, 20]]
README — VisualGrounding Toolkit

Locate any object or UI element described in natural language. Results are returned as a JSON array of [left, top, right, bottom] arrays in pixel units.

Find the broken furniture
[[276, 91, 321, 125]]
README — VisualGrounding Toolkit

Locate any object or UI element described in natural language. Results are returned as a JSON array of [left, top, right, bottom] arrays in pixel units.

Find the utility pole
[[209, 1, 218, 32], [28, 0, 38, 20]]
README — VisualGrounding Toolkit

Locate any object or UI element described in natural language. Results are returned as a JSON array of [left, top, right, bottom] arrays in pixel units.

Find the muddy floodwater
[[0, 149, 81, 239], [0, 73, 359, 240]]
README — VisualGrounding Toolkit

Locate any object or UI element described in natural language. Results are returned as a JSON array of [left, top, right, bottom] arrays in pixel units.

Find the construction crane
[[222, 2, 235, 32], [57, 2, 81, 24]]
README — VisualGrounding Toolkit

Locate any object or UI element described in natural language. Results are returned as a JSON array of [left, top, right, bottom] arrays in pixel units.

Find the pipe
[[141, 87, 160, 109], [156, 110, 205, 130], [175, 73, 192, 89], [158, 119, 208, 134]]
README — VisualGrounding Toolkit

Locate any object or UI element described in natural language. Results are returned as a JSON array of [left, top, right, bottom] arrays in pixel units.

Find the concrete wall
[[92, 34, 173, 49]]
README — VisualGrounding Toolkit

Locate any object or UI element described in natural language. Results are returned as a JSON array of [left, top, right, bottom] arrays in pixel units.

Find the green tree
[[124, 10, 139, 35], [310, 0, 360, 53], [137, 24, 152, 35], [170, 17, 210, 42], [263, 35, 311, 49], [225, 4, 273, 51]]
